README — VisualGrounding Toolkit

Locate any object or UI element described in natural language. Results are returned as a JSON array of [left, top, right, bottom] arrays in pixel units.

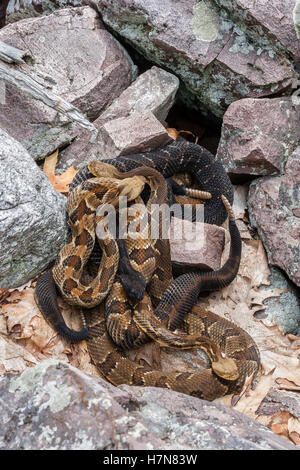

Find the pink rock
[[58, 66, 179, 169], [96, 110, 173, 159], [248, 147, 300, 287], [170, 219, 225, 271], [0, 359, 296, 450], [217, 98, 300, 177], [214, 0, 300, 67], [0, 6, 136, 160], [97, 0, 297, 117]]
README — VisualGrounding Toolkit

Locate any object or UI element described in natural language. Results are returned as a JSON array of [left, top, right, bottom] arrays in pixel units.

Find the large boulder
[[0, 359, 297, 450], [248, 147, 300, 287], [0, 130, 67, 289], [95, 0, 297, 118], [0, 6, 136, 160], [216, 98, 300, 178]]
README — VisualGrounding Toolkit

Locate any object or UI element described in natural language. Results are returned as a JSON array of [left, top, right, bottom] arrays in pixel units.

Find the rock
[[95, 0, 297, 118], [255, 267, 300, 335], [0, 6, 136, 160], [248, 147, 300, 287], [214, 0, 300, 66], [0, 130, 67, 289], [58, 66, 179, 170], [170, 219, 225, 272], [95, 111, 172, 160], [0, 359, 297, 450], [5, 0, 84, 24], [295, 1, 300, 39], [257, 386, 300, 423], [216, 98, 300, 178]]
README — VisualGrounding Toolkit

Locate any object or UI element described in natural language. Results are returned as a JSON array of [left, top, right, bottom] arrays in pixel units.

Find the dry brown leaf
[[43, 150, 77, 194], [127, 342, 162, 369], [0, 288, 10, 305], [289, 432, 300, 445], [276, 378, 300, 392], [270, 411, 291, 439], [0, 284, 96, 376], [288, 416, 300, 445], [167, 128, 179, 140], [166, 127, 198, 143], [0, 335, 38, 375]]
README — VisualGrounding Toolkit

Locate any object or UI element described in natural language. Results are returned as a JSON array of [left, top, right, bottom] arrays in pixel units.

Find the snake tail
[[34, 271, 88, 342]]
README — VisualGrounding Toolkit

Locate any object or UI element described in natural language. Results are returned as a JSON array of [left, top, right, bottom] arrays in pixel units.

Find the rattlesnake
[[35, 141, 260, 400]]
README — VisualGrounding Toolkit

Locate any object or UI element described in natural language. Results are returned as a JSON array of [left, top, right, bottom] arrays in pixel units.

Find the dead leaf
[[166, 128, 198, 143], [167, 128, 179, 140], [0, 284, 96, 376], [276, 378, 300, 392], [270, 411, 291, 439], [0, 288, 10, 305], [289, 432, 300, 445], [43, 150, 77, 194]]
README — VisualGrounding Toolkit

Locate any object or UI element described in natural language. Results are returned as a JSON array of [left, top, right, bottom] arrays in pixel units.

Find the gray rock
[[58, 66, 179, 170], [0, 6, 136, 160], [255, 267, 300, 335], [248, 147, 300, 287], [95, 0, 296, 118], [216, 98, 300, 177], [6, 0, 84, 24], [0, 359, 297, 450], [0, 130, 67, 289]]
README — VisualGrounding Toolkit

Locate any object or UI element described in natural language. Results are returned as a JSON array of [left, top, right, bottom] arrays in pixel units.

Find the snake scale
[[35, 140, 260, 400]]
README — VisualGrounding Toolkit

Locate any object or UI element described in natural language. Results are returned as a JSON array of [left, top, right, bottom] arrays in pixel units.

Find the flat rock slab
[[0, 6, 136, 160], [248, 147, 300, 287], [95, 0, 296, 118], [0, 359, 297, 450], [58, 66, 179, 170], [96, 110, 172, 160], [170, 219, 225, 271], [0, 130, 67, 289], [217, 98, 300, 177]]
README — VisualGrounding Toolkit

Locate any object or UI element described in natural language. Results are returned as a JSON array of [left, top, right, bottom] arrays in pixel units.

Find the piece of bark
[[0, 60, 96, 133], [0, 40, 28, 64]]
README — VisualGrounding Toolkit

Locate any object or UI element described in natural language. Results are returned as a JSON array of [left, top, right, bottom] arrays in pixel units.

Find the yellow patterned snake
[[35, 142, 260, 400]]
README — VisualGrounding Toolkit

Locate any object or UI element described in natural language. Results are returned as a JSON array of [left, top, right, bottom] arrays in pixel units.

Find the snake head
[[211, 356, 239, 381], [118, 176, 146, 202], [120, 270, 147, 302]]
